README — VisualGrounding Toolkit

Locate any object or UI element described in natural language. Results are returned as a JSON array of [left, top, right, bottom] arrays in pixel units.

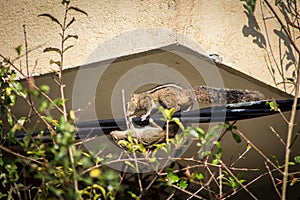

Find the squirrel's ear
[[131, 93, 139, 99]]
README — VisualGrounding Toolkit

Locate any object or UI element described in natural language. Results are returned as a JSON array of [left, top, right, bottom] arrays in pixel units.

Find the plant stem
[[282, 57, 300, 200], [262, 1, 300, 199], [60, 3, 69, 121], [0, 145, 47, 166], [68, 146, 78, 196], [166, 119, 169, 144], [0, 53, 64, 114]]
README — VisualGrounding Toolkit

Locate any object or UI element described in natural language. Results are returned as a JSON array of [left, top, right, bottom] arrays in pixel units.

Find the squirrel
[[127, 83, 265, 120], [110, 121, 179, 148]]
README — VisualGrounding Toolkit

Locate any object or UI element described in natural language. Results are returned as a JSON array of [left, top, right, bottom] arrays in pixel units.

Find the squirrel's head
[[126, 93, 141, 116]]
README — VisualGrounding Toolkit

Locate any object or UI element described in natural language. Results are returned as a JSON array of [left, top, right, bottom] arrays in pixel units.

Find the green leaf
[[8, 95, 16, 106], [188, 129, 199, 138], [166, 108, 176, 120], [178, 180, 188, 189], [294, 156, 300, 163], [196, 127, 205, 137], [172, 117, 184, 130], [49, 59, 61, 67], [39, 100, 48, 112], [194, 173, 204, 180], [212, 159, 220, 165], [241, 0, 257, 13], [265, 101, 279, 111], [286, 77, 295, 83], [63, 45, 74, 53], [15, 45, 22, 56], [62, 0, 70, 5], [125, 160, 136, 169], [167, 169, 180, 184], [64, 34, 78, 42], [49, 98, 64, 108], [7, 112, 14, 127], [288, 161, 295, 166], [40, 85, 50, 94], [66, 17, 75, 29], [38, 14, 62, 28], [68, 6, 88, 16], [43, 47, 62, 55], [127, 191, 138, 199], [275, 0, 282, 6], [232, 133, 241, 143], [17, 117, 26, 126]]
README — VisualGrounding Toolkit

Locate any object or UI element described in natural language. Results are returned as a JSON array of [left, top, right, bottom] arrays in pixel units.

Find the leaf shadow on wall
[[242, 5, 266, 48]]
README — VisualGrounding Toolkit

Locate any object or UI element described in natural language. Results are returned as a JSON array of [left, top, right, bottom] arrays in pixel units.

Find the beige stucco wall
[[0, 0, 297, 93]]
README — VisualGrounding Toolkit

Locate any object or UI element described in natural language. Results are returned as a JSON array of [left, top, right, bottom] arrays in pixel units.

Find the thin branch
[[186, 174, 214, 200], [23, 25, 29, 78], [0, 53, 64, 114], [0, 145, 47, 167], [204, 159, 219, 188], [290, 130, 299, 148], [220, 160, 258, 200], [230, 142, 252, 167], [263, 0, 300, 55], [172, 184, 207, 200], [68, 146, 78, 194], [264, 0, 300, 55], [222, 169, 275, 199], [282, 55, 300, 199], [219, 166, 223, 199], [265, 161, 281, 198], [236, 129, 283, 173], [260, 2, 300, 198], [270, 126, 286, 146], [59, 2, 69, 121]]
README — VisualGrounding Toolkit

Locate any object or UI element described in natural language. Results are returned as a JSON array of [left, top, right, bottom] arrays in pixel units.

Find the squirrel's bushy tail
[[193, 86, 265, 104]]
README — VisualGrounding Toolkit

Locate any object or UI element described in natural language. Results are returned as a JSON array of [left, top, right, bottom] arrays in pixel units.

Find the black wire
[[10, 98, 300, 143]]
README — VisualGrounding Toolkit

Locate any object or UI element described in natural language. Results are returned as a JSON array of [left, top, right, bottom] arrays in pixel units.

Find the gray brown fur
[[127, 84, 265, 120], [110, 122, 178, 148]]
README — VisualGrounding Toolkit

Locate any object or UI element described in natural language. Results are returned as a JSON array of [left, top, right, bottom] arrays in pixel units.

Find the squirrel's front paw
[[141, 114, 149, 121]]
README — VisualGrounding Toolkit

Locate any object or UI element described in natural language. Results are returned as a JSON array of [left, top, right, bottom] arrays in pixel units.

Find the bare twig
[[260, 2, 300, 199], [230, 142, 252, 167], [265, 161, 281, 198], [219, 165, 223, 199], [0, 145, 47, 167], [222, 169, 275, 199], [220, 160, 258, 200], [172, 184, 207, 200], [204, 159, 219, 188], [59, 3, 69, 121], [166, 192, 175, 200], [263, 0, 300, 55], [23, 25, 29, 78], [289, 128, 299, 148], [282, 56, 300, 199], [236, 129, 282, 173], [270, 126, 286, 146], [68, 146, 78, 193], [186, 174, 215, 200]]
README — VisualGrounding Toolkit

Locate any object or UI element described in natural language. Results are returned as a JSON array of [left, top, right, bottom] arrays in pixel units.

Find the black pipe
[[10, 98, 300, 143]]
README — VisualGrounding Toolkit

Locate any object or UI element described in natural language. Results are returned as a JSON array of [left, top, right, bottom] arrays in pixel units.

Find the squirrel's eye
[[112, 136, 118, 141]]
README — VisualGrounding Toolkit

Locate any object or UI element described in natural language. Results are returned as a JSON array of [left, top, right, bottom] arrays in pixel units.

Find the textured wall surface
[[0, 0, 296, 92]]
